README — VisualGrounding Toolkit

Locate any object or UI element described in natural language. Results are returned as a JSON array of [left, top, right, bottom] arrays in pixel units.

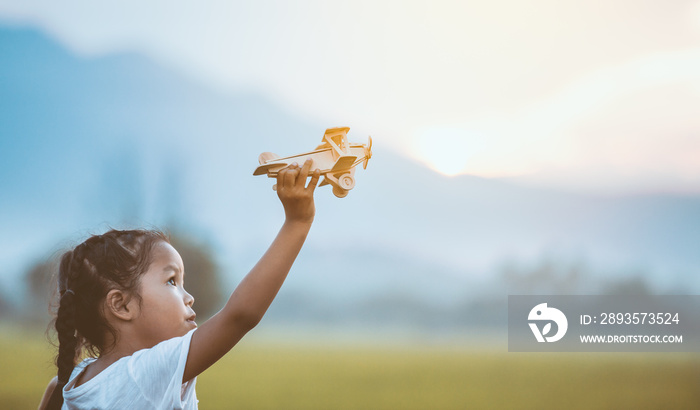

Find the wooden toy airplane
[[253, 127, 372, 198]]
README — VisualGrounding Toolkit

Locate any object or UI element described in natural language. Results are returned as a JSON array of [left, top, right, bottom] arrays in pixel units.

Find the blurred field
[[4, 324, 699, 410]]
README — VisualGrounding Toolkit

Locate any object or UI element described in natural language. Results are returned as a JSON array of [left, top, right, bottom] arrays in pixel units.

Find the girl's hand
[[276, 159, 320, 224]]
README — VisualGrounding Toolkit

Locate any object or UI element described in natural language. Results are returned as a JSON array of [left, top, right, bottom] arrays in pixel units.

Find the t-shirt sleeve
[[127, 329, 197, 408]]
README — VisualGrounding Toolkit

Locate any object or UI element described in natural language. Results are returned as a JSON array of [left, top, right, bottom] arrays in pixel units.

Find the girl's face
[[132, 241, 197, 348]]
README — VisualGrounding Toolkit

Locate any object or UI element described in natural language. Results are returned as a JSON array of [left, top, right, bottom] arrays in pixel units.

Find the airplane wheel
[[338, 174, 355, 190], [332, 186, 349, 198]]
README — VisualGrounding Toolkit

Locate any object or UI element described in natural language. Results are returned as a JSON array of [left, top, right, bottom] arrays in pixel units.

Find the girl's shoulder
[[69, 357, 98, 387], [64, 357, 111, 390]]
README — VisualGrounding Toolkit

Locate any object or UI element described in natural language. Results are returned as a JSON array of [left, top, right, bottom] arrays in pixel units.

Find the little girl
[[38, 160, 320, 410]]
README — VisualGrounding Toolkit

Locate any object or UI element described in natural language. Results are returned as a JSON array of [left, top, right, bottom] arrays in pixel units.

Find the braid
[[56, 290, 78, 382], [47, 252, 80, 410]]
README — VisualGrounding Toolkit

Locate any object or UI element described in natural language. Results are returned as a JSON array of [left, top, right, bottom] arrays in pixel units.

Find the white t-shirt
[[62, 329, 198, 409]]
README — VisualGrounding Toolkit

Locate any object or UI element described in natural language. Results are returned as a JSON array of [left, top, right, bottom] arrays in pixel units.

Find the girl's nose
[[184, 289, 195, 307]]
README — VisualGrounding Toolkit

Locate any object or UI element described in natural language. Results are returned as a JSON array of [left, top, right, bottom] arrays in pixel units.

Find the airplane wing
[[330, 155, 357, 173], [318, 127, 349, 156], [323, 127, 350, 141]]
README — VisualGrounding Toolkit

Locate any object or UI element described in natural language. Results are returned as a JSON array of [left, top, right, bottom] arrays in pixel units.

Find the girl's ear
[[105, 289, 137, 321]]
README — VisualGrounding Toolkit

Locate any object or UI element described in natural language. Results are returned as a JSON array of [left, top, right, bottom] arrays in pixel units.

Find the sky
[[1, 0, 699, 194]]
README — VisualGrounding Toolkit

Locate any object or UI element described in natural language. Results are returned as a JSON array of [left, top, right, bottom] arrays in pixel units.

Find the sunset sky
[[2, 0, 699, 194]]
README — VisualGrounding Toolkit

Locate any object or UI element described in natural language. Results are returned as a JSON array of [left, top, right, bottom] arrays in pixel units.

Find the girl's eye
[[167, 278, 176, 286]]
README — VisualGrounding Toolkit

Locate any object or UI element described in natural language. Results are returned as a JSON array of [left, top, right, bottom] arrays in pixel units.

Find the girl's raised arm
[[183, 159, 320, 382]]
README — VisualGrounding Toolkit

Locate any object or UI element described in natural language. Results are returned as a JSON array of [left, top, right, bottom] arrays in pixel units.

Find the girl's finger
[[307, 169, 321, 193], [297, 159, 312, 185], [276, 168, 286, 190], [284, 164, 297, 188]]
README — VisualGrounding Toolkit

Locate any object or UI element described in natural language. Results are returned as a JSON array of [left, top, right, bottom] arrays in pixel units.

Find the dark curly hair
[[46, 229, 169, 410]]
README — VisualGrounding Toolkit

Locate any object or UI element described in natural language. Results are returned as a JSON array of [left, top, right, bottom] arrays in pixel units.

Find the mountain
[[1, 24, 699, 329]]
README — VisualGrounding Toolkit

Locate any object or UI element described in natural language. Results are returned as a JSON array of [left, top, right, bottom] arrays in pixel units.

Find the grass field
[[3, 324, 699, 409]]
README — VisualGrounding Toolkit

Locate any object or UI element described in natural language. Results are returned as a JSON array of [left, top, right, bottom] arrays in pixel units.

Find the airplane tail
[[258, 152, 280, 164]]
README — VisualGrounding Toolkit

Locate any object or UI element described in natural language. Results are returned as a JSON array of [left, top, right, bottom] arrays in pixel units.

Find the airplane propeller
[[363, 136, 373, 169]]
